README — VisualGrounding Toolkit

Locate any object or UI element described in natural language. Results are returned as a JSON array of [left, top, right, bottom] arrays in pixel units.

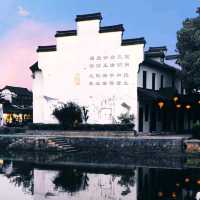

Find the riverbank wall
[[0, 131, 186, 155]]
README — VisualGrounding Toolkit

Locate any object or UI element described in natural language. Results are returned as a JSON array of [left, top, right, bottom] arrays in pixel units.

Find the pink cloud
[[0, 20, 58, 90]]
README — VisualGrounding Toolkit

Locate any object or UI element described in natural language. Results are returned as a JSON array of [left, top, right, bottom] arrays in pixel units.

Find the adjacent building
[[0, 86, 33, 125], [30, 13, 197, 132]]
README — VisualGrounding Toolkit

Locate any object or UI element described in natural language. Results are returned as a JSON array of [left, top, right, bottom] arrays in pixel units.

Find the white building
[[31, 13, 145, 129], [31, 13, 191, 132]]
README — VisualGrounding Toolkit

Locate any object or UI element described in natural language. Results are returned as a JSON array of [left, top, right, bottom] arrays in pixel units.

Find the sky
[[0, 0, 199, 89]]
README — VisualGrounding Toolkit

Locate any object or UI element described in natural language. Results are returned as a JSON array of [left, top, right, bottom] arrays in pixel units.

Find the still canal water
[[1, 158, 200, 200]]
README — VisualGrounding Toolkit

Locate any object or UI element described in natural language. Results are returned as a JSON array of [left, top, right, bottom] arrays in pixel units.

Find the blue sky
[[0, 0, 199, 88]]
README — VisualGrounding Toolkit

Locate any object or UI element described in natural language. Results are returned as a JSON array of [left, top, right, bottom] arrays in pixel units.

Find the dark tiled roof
[[138, 87, 169, 101], [149, 46, 167, 52], [55, 30, 77, 37], [100, 24, 124, 33], [145, 51, 165, 58], [142, 58, 181, 73], [30, 62, 41, 73], [165, 54, 179, 60], [1, 86, 32, 96], [76, 13, 102, 22], [37, 45, 56, 52], [122, 38, 146, 46]]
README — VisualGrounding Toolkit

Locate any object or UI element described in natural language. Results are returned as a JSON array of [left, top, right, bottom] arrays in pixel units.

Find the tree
[[53, 102, 82, 128], [176, 8, 200, 93]]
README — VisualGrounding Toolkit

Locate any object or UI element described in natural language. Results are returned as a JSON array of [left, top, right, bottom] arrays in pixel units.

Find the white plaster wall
[[34, 18, 144, 128], [0, 89, 13, 103], [32, 71, 45, 123], [138, 64, 181, 92], [0, 104, 3, 126]]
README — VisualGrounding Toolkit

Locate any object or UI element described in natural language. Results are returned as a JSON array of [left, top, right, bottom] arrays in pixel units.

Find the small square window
[[110, 74, 114, 77], [102, 82, 107, 85], [117, 74, 121, 77], [103, 56, 108, 60], [109, 81, 114, 85], [90, 56, 95, 60], [89, 82, 93, 85], [89, 74, 94, 78], [103, 63, 108, 67], [110, 63, 115, 67], [96, 82, 100, 85], [103, 74, 108, 78], [89, 64, 94, 68], [96, 74, 100, 78], [124, 82, 128, 85], [117, 81, 121, 85]]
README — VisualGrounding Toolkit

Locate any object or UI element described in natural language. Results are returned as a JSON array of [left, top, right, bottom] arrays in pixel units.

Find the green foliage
[[192, 121, 200, 139], [53, 102, 82, 129], [176, 11, 200, 92], [118, 113, 135, 125]]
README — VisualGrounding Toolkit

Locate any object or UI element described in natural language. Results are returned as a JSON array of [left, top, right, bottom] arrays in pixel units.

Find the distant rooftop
[[0, 86, 32, 96]]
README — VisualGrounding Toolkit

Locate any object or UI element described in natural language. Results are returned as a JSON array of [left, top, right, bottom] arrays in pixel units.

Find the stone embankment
[[0, 130, 188, 155]]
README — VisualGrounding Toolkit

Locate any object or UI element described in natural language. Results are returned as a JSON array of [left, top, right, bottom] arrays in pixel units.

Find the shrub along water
[[53, 102, 82, 129]]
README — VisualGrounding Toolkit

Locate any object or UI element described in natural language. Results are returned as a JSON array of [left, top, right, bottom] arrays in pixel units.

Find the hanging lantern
[[173, 96, 179, 102], [157, 101, 165, 109], [185, 105, 191, 110], [197, 179, 200, 185], [176, 104, 181, 109], [172, 192, 176, 198], [158, 192, 163, 197], [185, 177, 190, 183], [198, 100, 200, 104], [176, 183, 180, 187]]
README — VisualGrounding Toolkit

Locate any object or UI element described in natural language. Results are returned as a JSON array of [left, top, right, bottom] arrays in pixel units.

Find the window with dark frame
[[152, 73, 156, 90], [143, 71, 147, 89]]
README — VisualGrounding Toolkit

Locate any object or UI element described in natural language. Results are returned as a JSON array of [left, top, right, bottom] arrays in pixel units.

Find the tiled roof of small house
[[0, 86, 32, 96]]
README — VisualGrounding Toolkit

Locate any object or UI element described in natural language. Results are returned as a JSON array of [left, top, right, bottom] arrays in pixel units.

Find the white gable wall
[[33, 18, 144, 128]]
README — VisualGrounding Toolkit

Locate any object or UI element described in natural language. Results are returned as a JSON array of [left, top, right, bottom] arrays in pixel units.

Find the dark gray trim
[[145, 51, 165, 58], [100, 24, 124, 33], [55, 30, 77, 37], [37, 45, 57, 52], [76, 13, 102, 22], [148, 46, 167, 52], [29, 62, 41, 73], [165, 54, 179, 60], [122, 38, 146, 46]]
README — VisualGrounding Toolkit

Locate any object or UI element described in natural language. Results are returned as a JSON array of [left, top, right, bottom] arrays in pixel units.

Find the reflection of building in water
[[33, 169, 136, 200], [137, 167, 200, 200]]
